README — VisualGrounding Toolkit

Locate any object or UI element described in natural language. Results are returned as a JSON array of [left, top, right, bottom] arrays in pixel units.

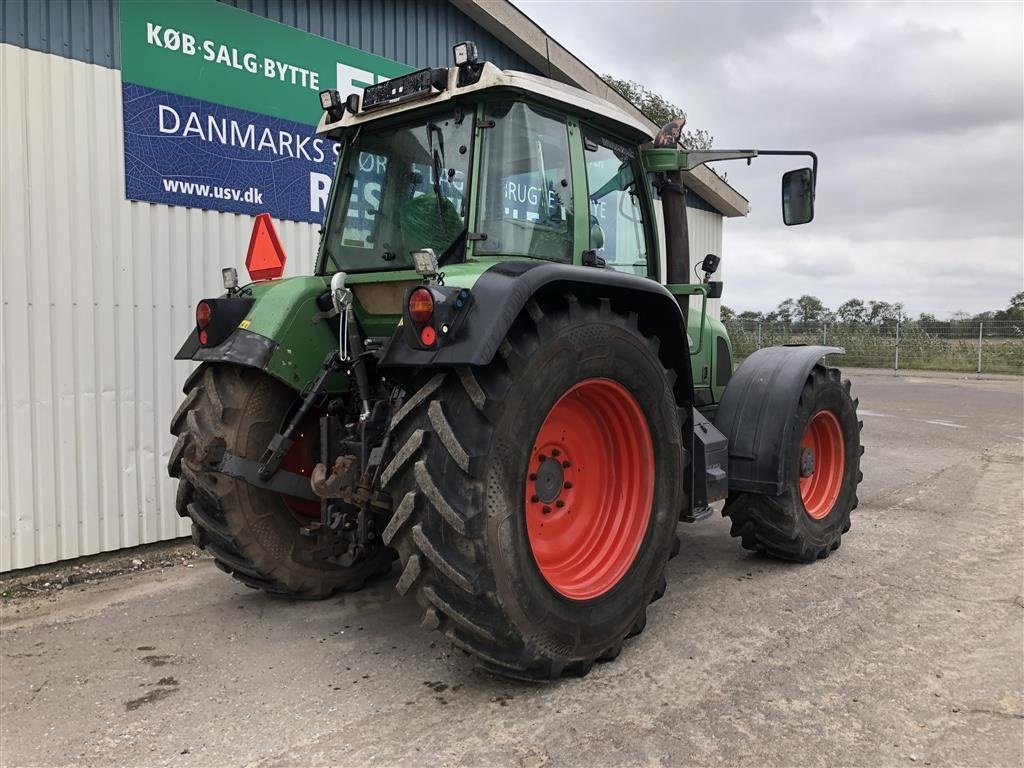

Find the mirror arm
[[751, 150, 819, 195], [683, 149, 819, 194]]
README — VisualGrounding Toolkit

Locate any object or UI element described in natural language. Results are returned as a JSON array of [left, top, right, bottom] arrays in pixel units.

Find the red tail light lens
[[408, 288, 434, 324], [419, 325, 437, 346], [196, 301, 213, 329]]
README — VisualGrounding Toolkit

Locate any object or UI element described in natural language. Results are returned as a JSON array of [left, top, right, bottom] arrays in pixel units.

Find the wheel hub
[[533, 456, 565, 504], [799, 447, 816, 477]]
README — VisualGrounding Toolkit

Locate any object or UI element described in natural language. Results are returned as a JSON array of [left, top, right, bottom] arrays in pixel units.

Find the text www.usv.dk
[[162, 178, 264, 203]]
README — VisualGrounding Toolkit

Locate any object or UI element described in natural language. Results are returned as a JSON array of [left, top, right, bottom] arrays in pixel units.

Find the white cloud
[[514, 0, 1024, 316]]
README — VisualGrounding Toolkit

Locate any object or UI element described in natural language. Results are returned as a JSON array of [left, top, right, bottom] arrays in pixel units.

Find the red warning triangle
[[245, 213, 287, 280]]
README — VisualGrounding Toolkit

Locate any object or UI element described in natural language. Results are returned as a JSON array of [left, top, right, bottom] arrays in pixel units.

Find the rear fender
[[713, 345, 844, 495], [174, 276, 344, 394], [379, 260, 696, 403]]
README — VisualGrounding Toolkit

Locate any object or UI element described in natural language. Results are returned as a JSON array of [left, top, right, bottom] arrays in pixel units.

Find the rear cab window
[[475, 102, 574, 263]]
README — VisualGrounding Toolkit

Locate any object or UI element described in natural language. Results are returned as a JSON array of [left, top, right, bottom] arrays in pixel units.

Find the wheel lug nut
[[564, 481, 573, 490], [538, 454, 547, 462], [542, 505, 552, 514], [529, 474, 537, 481], [531, 495, 539, 503], [555, 500, 565, 509], [562, 461, 571, 468], [551, 448, 561, 457]]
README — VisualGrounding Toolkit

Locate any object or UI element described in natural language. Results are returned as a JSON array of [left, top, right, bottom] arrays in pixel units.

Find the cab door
[[577, 129, 659, 279]]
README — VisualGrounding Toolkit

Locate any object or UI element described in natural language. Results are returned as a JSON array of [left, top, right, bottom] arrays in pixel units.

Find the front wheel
[[722, 365, 863, 561], [380, 296, 686, 680]]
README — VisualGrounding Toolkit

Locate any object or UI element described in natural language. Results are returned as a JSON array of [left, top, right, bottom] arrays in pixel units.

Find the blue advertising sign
[[119, 0, 413, 223], [122, 84, 340, 223]]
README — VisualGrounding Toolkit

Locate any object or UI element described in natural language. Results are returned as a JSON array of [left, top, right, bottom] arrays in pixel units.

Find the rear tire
[[722, 365, 862, 561], [168, 364, 394, 597], [381, 296, 685, 680]]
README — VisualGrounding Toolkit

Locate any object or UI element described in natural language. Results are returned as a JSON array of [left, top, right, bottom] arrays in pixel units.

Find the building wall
[[0, 0, 533, 71], [0, 0, 535, 572], [0, 1, 725, 572]]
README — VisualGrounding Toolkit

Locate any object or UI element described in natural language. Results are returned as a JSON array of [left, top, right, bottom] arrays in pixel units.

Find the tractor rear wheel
[[380, 296, 685, 680], [722, 365, 862, 561], [168, 364, 394, 597]]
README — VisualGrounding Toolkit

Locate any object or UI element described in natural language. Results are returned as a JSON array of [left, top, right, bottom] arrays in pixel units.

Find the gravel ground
[[1, 369, 1021, 767]]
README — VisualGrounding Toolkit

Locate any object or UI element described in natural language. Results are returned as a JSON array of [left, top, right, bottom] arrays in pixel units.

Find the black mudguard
[[713, 345, 844, 496], [379, 260, 694, 396]]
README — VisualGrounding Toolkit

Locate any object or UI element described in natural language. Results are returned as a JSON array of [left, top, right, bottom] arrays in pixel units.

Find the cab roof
[[316, 62, 654, 143]]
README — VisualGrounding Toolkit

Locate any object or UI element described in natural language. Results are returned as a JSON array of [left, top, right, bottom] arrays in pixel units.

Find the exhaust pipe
[[654, 118, 690, 289]]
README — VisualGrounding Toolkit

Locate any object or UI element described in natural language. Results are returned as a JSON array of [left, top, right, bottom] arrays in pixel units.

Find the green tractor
[[169, 43, 862, 680]]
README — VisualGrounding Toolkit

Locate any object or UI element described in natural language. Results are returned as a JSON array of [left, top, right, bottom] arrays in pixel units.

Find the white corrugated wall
[[1, 44, 728, 572], [0, 44, 320, 571], [687, 207, 725, 317], [652, 203, 725, 316]]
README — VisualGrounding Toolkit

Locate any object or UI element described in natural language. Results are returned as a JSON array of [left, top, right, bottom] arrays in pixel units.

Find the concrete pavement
[[2, 370, 1022, 767]]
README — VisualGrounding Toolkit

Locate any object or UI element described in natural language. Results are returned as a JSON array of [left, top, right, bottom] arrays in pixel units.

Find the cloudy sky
[[515, 0, 1023, 317]]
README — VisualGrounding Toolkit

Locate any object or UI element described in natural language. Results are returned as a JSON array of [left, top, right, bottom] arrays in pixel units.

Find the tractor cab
[[315, 55, 659, 285]]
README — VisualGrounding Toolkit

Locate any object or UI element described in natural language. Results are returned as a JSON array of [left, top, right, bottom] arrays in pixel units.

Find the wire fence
[[724, 319, 1024, 375]]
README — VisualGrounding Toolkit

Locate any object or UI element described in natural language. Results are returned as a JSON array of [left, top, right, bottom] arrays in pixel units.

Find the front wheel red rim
[[799, 410, 846, 520], [524, 378, 654, 600]]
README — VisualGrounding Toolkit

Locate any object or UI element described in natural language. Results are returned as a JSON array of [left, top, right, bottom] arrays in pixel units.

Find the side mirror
[[782, 167, 814, 225]]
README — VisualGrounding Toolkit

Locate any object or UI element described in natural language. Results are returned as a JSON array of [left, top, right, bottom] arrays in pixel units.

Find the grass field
[[724, 320, 1024, 375]]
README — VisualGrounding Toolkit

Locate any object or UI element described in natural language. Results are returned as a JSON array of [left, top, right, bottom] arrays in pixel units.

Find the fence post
[[756, 321, 762, 349], [977, 321, 983, 374], [894, 319, 901, 374], [822, 321, 828, 346]]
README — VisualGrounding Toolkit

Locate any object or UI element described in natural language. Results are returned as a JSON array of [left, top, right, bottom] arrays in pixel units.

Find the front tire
[[381, 296, 686, 680], [722, 365, 862, 561], [168, 364, 394, 597]]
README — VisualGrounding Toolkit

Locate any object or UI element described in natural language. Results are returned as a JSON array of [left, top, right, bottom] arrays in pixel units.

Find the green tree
[[603, 76, 713, 150], [720, 305, 735, 321], [796, 294, 827, 323], [995, 291, 1024, 323], [774, 298, 797, 323], [836, 298, 868, 324], [868, 300, 903, 325]]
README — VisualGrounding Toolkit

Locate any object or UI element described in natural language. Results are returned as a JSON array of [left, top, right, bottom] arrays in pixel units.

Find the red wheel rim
[[524, 378, 654, 600], [799, 410, 845, 520], [277, 410, 321, 520]]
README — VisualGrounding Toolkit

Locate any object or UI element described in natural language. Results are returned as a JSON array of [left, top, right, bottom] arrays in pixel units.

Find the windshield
[[319, 108, 473, 273]]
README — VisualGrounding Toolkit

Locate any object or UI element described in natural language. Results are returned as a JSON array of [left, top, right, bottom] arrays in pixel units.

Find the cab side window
[[584, 133, 649, 276]]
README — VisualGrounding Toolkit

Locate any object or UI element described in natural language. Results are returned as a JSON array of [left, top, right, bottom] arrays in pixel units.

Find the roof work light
[[453, 41, 478, 66], [319, 89, 345, 121]]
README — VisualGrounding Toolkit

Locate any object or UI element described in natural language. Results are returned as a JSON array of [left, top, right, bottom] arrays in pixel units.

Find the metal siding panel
[[686, 208, 724, 318], [5, 0, 536, 74], [220, 0, 535, 72], [1, 45, 321, 570]]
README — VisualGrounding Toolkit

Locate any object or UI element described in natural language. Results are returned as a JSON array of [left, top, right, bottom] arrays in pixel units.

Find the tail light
[[408, 288, 434, 324], [196, 301, 213, 329], [196, 301, 213, 344]]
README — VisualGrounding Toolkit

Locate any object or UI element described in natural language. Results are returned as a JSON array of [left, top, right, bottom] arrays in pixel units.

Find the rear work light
[[408, 288, 435, 324]]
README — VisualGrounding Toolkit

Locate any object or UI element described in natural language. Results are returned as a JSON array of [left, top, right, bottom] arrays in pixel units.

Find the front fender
[[713, 345, 844, 496]]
